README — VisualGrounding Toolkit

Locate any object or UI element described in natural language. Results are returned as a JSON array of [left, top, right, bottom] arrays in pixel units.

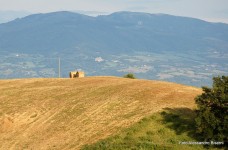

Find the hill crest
[[0, 77, 201, 149]]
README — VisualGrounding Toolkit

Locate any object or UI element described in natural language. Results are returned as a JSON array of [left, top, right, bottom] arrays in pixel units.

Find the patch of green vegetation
[[81, 108, 221, 150], [195, 76, 228, 142], [123, 73, 136, 79]]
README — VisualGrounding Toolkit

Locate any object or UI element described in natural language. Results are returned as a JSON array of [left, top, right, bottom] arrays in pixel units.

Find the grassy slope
[[0, 76, 201, 149], [82, 108, 221, 150]]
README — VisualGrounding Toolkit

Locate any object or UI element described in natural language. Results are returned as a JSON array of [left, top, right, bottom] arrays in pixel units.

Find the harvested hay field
[[0, 76, 201, 149]]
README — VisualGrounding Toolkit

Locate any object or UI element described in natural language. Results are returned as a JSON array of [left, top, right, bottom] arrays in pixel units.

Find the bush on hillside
[[123, 73, 136, 79], [195, 76, 228, 142]]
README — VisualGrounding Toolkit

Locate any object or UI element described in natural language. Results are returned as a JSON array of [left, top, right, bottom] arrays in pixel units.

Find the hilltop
[[0, 77, 201, 149]]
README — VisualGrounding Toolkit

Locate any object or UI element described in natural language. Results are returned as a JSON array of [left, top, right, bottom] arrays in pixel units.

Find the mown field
[[0, 76, 202, 149]]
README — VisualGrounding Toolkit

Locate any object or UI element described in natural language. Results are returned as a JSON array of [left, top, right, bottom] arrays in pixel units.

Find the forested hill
[[0, 11, 227, 54]]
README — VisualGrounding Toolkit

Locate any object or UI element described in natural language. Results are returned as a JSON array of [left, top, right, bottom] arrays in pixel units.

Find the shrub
[[195, 76, 228, 142], [123, 73, 136, 79]]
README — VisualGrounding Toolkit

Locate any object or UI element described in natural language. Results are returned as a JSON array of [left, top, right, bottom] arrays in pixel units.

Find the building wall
[[69, 71, 85, 78], [76, 72, 85, 78]]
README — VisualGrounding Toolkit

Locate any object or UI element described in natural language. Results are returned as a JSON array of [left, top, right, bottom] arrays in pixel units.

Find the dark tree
[[123, 73, 136, 79], [195, 76, 228, 142]]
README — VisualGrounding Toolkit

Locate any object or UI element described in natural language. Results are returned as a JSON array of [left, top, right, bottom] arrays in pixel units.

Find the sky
[[0, 0, 228, 23]]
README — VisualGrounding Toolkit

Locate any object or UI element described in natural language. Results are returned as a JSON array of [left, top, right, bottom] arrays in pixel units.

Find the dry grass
[[0, 76, 202, 150]]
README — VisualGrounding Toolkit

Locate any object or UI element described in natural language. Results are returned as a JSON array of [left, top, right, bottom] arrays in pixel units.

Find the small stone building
[[69, 71, 85, 78]]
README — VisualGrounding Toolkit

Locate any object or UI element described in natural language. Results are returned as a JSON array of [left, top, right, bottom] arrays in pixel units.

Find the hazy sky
[[0, 0, 228, 23]]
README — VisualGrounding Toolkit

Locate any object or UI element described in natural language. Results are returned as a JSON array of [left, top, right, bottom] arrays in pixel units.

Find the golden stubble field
[[0, 76, 202, 150]]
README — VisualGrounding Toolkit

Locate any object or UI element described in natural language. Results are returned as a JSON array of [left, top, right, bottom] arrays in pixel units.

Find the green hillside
[[82, 108, 222, 150]]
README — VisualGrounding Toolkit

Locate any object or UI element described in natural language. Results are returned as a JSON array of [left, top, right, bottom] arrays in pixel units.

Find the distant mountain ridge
[[0, 10, 31, 24], [0, 11, 227, 54], [0, 11, 227, 87]]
